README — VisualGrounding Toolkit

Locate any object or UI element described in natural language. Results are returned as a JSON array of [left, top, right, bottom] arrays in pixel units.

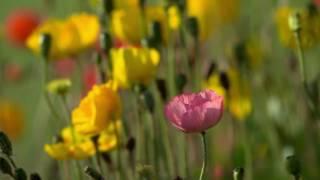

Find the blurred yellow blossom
[[167, 5, 181, 31], [187, 0, 239, 41], [44, 127, 95, 160], [26, 13, 99, 59], [72, 81, 121, 135], [111, 7, 143, 43], [111, 47, 160, 88], [111, 5, 168, 43], [204, 67, 252, 121], [0, 100, 24, 139], [275, 6, 320, 49], [98, 119, 122, 152]]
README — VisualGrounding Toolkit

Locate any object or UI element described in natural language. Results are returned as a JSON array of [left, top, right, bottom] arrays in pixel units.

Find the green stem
[[240, 122, 253, 180], [294, 175, 300, 180], [199, 132, 207, 180]]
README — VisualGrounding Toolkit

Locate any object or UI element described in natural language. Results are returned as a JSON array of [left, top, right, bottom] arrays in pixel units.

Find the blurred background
[[1, 0, 320, 179]]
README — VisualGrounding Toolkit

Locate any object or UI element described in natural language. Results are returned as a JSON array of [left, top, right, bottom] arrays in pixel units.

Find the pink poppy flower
[[165, 90, 224, 133]]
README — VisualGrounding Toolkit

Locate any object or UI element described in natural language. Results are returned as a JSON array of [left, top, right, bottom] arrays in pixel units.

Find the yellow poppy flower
[[68, 13, 100, 50], [26, 19, 81, 59], [167, 5, 181, 31], [187, 0, 239, 41], [111, 5, 168, 44], [98, 119, 122, 152], [26, 13, 100, 59], [44, 127, 95, 160], [111, 7, 143, 43], [0, 100, 24, 140], [275, 6, 320, 49], [111, 47, 160, 88], [204, 67, 252, 121], [72, 82, 121, 135]]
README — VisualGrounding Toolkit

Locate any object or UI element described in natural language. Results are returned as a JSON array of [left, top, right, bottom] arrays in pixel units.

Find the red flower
[[5, 9, 41, 46]]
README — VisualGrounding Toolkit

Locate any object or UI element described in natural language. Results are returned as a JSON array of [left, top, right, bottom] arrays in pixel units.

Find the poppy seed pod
[[187, 17, 199, 40], [0, 132, 12, 156], [84, 166, 104, 180], [286, 155, 301, 177], [233, 167, 244, 180], [100, 32, 112, 54], [288, 12, 301, 32], [40, 33, 52, 60], [0, 157, 13, 176]]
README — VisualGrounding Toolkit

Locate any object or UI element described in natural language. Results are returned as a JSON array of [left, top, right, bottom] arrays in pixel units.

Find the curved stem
[[199, 132, 207, 180]]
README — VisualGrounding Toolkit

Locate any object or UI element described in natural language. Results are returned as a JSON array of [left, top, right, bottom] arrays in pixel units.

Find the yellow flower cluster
[[111, 47, 160, 88], [45, 120, 122, 160], [0, 100, 24, 139], [26, 13, 100, 59], [72, 81, 121, 135], [275, 6, 320, 49], [187, 0, 239, 41], [110, 0, 239, 43], [204, 68, 252, 121]]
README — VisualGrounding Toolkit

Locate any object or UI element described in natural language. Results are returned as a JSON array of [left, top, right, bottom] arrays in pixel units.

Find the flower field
[[0, 0, 320, 179]]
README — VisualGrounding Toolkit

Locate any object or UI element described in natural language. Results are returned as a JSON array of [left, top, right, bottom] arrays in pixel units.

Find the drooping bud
[[100, 32, 112, 54], [14, 168, 27, 180], [285, 155, 301, 178], [142, 90, 155, 113], [46, 79, 72, 96], [149, 21, 162, 47], [39, 33, 52, 60], [175, 73, 187, 93], [219, 71, 230, 91], [30, 173, 42, 180], [187, 17, 199, 40], [126, 137, 136, 153], [102, 0, 113, 15], [0, 132, 12, 156], [288, 12, 301, 32], [84, 166, 104, 180], [233, 167, 244, 180], [0, 157, 13, 176], [206, 62, 217, 79]]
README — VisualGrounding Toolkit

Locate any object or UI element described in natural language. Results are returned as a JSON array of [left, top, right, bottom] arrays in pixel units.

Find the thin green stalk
[[167, 34, 177, 97], [240, 122, 253, 180], [150, 82, 175, 177], [199, 132, 207, 180], [193, 39, 201, 91], [42, 61, 64, 125]]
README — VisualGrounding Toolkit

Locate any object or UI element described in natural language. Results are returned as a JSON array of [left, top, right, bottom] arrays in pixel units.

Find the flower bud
[[0, 157, 13, 176], [100, 32, 112, 54], [285, 155, 301, 177], [149, 21, 162, 47], [288, 12, 301, 32], [102, 0, 113, 15], [175, 73, 187, 93], [39, 33, 52, 60], [101, 152, 112, 165], [0, 131, 12, 156], [84, 166, 104, 180], [142, 90, 155, 113], [219, 71, 230, 91], [46, 79, 72, 96], [187, 17, 199, 40], [126, 137, 136, 153], [233, 167, 244, 180], [30, 173, 42, 180], [139, 0, 146, 10], [15, 168, 27, 180], [206, 62, 217, 79], [156, 79, 167, 100]]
